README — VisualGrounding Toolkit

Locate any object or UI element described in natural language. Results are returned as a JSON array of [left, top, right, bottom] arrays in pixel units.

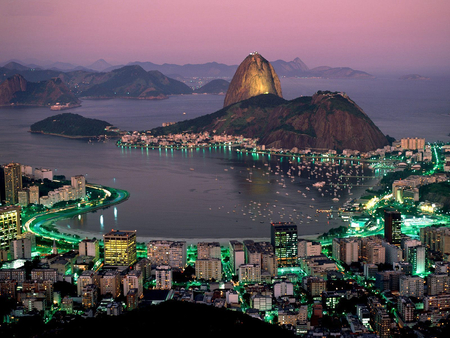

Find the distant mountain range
[[0, 57, 374, 79]]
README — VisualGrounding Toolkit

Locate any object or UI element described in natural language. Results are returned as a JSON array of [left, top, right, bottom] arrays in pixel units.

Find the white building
[[155, 265, 172, 290], [195, 258, 221, 281], [238, 264, 261, 283], [273, 281, 294, 298], [71, 175, 86, 199], [123, 270, 143, 298], [34, 168, 53, 181]]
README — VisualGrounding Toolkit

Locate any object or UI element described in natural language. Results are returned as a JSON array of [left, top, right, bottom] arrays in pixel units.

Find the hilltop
[[224, 53, 283, 107], [152, 91, 389, 152]]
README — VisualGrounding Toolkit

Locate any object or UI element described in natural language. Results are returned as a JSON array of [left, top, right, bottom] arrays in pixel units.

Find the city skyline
[[1, 0, 449, 74]]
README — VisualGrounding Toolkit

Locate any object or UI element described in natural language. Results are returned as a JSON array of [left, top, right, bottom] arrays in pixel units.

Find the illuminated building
[[28, 185, 40, 205], [82, 284, 98, 309], [77, 270, 99, 296], [155, 265, 172, 290], [0, 206, 21, 251], [427, 274, 450, 296], [123, 270, 143, 298], [270, 222, 298, 267], [17, 190, 29, 207], [243, 240, 277, 277], [397, 297, 415, 323], [71, 175, 86, 199], [399, 275, 424, 298], [147, 240, 186, 270], [197, 241, 221, 259], [238, 264, 261, 283], [100, 270, 121, 297], [384, 210, 402, 245], [273, 280, 294, 298], [420, 226, 450, 255], [1, 163, 22, 205], [302, 276, 326, 297], [103, 230, 137, 267], [408, 245, 426, 275], [229, 240, 245, 275], [195, 258, 221, 281]]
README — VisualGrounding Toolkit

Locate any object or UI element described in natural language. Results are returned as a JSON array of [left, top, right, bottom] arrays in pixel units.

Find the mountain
[[2, 61, 32, 71], [64, 65, 193, 99], [30, 113, 118, 138], [399, 74, 430, 81], [152, 91, 388, 152], [87, 59, 113, 72], [223, 53, 283, 107], [271, 57, 309, 76], [0, 74, 80, 107], [193, 79, 229, 94], [124, 61, 237, 78], [307, 66, 374, 79]]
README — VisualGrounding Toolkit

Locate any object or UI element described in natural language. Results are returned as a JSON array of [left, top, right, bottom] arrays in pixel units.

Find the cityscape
[[1, 1, 450, 337]]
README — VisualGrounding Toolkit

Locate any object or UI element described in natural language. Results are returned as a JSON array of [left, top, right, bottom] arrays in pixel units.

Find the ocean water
[[0, 76, 449, 242]]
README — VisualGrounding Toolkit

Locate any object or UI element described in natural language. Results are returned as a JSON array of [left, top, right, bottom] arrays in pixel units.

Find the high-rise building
[[103, 230, 137, 267], [79, 238, 100, 262], [271, 222, 298, 267], [28, 186, 40, 205], [11, 238, 31, 259], [384, 210, 402, 245], [195, 258, 222, 281], [123, 270, 143, 298], [229, 240, 245, 275], [0, 206, 21, 251], [1, 163, 22, 205], [71, 175, 86, 199], [147, 240, 186, 270], [197, 242, 221, 259], [34, 168, 53, 181], [155, 265, 172, 290]]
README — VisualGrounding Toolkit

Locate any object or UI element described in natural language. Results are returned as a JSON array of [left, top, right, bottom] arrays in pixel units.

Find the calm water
[[0, 76, 449, 242]]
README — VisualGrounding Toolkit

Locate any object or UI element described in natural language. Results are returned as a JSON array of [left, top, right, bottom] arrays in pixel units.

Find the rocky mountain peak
[[223, 53, 282, 107]]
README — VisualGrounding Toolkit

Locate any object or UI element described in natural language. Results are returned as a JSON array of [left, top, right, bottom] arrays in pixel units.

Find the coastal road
[[23, 184, 129, 244]]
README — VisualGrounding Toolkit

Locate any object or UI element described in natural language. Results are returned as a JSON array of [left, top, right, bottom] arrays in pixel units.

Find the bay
[[0, 76, 449, 243]]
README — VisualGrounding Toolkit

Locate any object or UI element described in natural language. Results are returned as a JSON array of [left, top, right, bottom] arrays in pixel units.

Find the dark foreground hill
[[152, 91, 389, 152], [0, 301, 295, 338]]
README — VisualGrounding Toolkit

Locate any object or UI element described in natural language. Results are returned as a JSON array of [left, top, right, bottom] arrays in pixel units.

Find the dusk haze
[[1, 0, 449, 74]]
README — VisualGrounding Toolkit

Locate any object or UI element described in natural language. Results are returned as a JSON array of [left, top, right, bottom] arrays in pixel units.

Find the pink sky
[[1, 0, 449, 73]]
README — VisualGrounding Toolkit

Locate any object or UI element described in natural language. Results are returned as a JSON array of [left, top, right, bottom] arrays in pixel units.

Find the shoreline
[[29, 130, 120, 139]]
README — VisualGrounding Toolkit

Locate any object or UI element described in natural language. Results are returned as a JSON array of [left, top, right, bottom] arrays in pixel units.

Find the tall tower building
[[103, 230, 137, 267], [0, 206, 22, 251], [71, 175, 86, 199], [384, 210, 402, 245], [2, 163, 22, 205], [271, 222, 298, 267]]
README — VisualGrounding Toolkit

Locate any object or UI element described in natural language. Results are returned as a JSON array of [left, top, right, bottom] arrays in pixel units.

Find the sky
[[1, 0, 449, 74]]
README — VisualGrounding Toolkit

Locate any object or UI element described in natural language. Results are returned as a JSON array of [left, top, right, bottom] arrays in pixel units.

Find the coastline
[[29, 130, 120, 139]]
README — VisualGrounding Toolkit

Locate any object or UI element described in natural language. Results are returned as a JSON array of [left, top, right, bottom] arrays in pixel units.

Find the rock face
[[0, 74, 79, 107], [0, 74, 27, 103], [223, 53, 282, 107], [154, 91, 389, 152]]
